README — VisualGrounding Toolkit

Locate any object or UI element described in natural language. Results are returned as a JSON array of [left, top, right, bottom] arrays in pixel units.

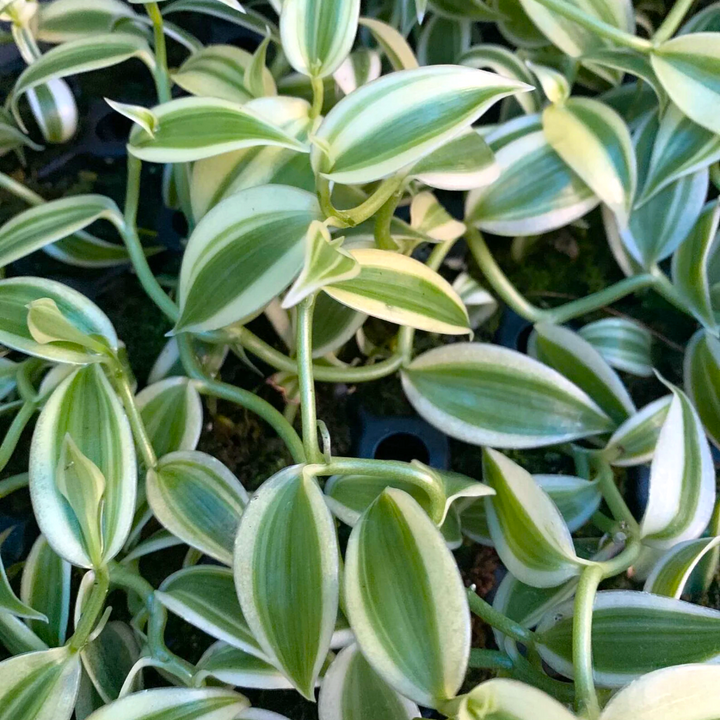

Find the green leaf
[[318, 643, 420, 720], [528, 61, 570, 104], [530, 322, 634, 424], [283, 221, 359, 308], [0, 108, 43, 155], [245, 36, 275, 98], [345, 488, 470, 708], [402, 343, 613, 449], [441, 678, 577, 720], [0, 529, 46, 621], [466, 115, 597, 236], [0, 194, 122, 269], [12, 34, 154, 129], [543, 98, 636, 226], [163, 0, 278, 38], [147, 450, 247, 565], [280, 0, 360, 78], [417, 16, 471, 66], [0, 277, 118, 364], [82, 688, 250, 720], [311, 65, 530, 185], [493, 0, 549, 48], [358, 17, 418, 71], [136, 377, 203, 457], [483, 449, 588, 588], [36, 0, 136, 43], [644, 537, 720, 599], [671, 201, 720, 332], [651, 33, 720, 135], [429, 0, 500, 20], [311, 292, 367, 358], [105, 99, 156, 136], [602, 395, 671, 467], [176, 185, 321, 333], [127, 97, 308, 163], [21, 535, 71, 646], [234, 465, 339, 698], [409, 130, 499, 191], [172, 45, 274, 104], [30, 364, 137, 568], [538, 590, 720, 687], [24, 78, 79, 145], [333, 49, 382, 95], [582, 47, 665, 103], [0, 646, 82, 720], [599, 664, 720, 720], [45, 232, 145, 269], [640, 381, 715, 548], [686, 329, 720, 448], [579, 318, 653, 377], [452, 272, 497, 329], [157, 565, 263, 657], [197, 642, 294, 690], [324, 248, 470, 334]]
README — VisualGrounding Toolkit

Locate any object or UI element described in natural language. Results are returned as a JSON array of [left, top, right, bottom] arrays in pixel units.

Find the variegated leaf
[[358, 17, 418, 71], [0, 529, 46, 621], [685, 329, 720, 448], [452, 272, 497, 329], [197, 642, 293, 690], [644, 537, 720, 599], [26, 79, 78, 145], [163, 0, 275, 37], [36, 0, 136, 43], [409, 193, 466, 241], [333, 49, 382, 95], [417, 16, 471, 66], [579, 318, 653, 377]]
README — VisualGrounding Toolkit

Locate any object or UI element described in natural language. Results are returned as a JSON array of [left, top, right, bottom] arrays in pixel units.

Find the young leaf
[[176, 185, 322, 333], [311, 65, 531, 185], [21, 535, 71, 646], [280, 0, 360, 78], [136, 377, 203, 457], [30, 364, 137, 568], [543, 98, 636, 226], [685, 329, 720, 448], [318, 643, 420, 720], [640, 381, 715, 548], [147, 450, 248, 565], [105, 99, 157, 137], [537, 590, 720, 686], [127, 97, 308, 163], [157, 565, 264, 657], [345, 488, 470, 708], [528, 61, 570, 104], [452, 272, 497, 329], [0, 646, 82, 720], [402, 343, 613, 448], [579, 318, 653, 377], [0, 194, 122, 269], [603, 395, 672, 466], [671, 201, 720, 332], [324, 248, 470, 335], [651, 33, 720, 135], [81, 688, 250, 720], [197, 642, 294, 690], [282, 221, 359, 308], [644, 537, 720, 599], [234, 465, 339, 699], [358, 17, 419, 71], [244, 36, 275, 98], [466, 117, 598, 236], [483, 449, 588, 588]]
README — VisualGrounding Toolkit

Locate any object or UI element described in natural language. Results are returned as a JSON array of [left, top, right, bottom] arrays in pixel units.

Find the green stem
[[69, 566, 110, 651], [467, 588, 536, 647], [297, 296, 322, 464], [529, 0, 652, 51], [0, 401, 36, 473], [467, 228, 657, 324], [573, 564, 603, 719], [0, 172, 44, 206], [317, 175, 405, 227], [310, 75, 324, 120], [0, 472, 29, 499], [649, 264, 692, 314], [374, 191, 403, 250], [230, 326, 404, 382], [653, 0, 695, 43], [177, 334, 306, 463], [468, 648, 515, 671], [594, 460, 639, 535]]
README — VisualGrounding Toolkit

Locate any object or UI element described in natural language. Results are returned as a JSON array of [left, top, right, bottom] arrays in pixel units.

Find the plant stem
[[0, 401, 36, 474], [296, 295, 323, 464], [317, 175, 405, 227], [649, 264, 691, 314], [230, 326, 405, 382], [310, 75, 324, 119], [177, 334, 306, 463], [0, 472, 29, 499], [374, 190, 403, 250], [573, 564, 603, 719], [69, 566, 110, 651], [653, 0, 695, 43], [467, 588, 536, 647], [594, 461, 639, 535], [468, 648, 515, 671], [0, 172, 43, 205], [528, 0, 652, 51]]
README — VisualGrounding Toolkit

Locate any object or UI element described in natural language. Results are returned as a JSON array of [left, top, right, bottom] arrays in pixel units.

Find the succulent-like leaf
[[197, 642, 293, 690], [324, 248, 470, 335], [402, 343, 613, 448], [318, 643, 420, 720], [685, 329, 720, 448], [234, 465, 339, 698], [157, 565, 264, 657], [311, 65, 530, 185], [0, 646, 82, 720], [579, 318, 653, 377], [651, 33, 720, 135], [543, 98, 636, 226], [147, 450, 247, 565], [538, 590, 720, 686], [644, 537, 720, 599], [483, 449, 588, 588], [280, 0, 360, 78], [30, 364, 136, 568], [345, 488, 470, 708], [136, 377, 203, 457], [176, 185, 321, 333], [358, 17, 418, 70]]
